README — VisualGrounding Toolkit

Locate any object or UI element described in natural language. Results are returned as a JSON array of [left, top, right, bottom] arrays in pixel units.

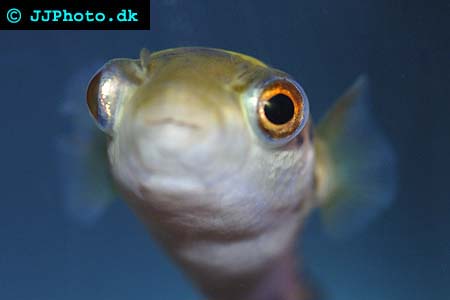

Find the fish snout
[[130, 96, 226, 171]]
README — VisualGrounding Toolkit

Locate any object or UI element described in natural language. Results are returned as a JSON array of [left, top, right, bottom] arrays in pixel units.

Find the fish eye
[[86, 68, 115, 134], [86, 71, 101, 121], [263, 94, 295, 124], [85, 59, 143, 135], [257, 79, 306, 139]]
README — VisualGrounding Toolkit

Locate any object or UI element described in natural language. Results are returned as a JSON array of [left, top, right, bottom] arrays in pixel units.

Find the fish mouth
[[134, 115, 210, 161], [143, 117, 202, 130]]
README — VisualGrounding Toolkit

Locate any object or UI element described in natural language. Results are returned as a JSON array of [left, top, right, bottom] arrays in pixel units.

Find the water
[[0, 1, 448, 299]]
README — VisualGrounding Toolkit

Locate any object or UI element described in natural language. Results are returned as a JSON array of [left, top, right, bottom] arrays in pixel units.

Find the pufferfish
[[60, 47, 395, 300]]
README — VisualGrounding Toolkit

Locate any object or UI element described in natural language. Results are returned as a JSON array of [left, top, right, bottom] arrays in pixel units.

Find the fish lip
[[143, 117, 201, 130]]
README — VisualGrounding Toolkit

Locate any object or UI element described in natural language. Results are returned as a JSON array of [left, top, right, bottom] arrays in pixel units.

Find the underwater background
[[0, 1, 448, 299]]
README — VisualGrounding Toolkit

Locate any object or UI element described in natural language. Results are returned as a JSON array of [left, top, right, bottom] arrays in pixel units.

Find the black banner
[[0, 0, 150, 30]]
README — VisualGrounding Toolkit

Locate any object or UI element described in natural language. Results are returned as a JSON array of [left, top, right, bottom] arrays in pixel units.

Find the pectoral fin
[[315, 75, 396, 237], [57, 64, 119, 225]]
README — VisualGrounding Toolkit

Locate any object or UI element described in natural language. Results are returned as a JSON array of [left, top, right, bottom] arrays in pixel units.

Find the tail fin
[[314, 75, 396, 238], [57, 63, 118, 225]]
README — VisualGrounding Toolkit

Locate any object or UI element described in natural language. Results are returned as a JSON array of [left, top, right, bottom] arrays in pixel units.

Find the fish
[[61, 47, 396, 300]]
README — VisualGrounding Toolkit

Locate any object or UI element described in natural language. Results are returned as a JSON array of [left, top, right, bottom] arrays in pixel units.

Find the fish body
[[64, 47, 395, 300]]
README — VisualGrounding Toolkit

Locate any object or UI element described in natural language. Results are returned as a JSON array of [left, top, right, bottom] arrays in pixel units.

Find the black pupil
[[263, 94, 295, 125]]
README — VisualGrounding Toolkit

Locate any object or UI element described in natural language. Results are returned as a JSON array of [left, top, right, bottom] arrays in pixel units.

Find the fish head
[[86, 48, 315, 269]]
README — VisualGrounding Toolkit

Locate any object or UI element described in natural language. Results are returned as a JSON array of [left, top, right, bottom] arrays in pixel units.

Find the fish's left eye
[[257, 79, 307, 140]]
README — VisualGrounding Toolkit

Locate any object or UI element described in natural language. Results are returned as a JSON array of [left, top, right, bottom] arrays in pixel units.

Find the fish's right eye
[[86, 71, 101, 122], [86, 59, 143, 135], [86, 67, 119, 135]]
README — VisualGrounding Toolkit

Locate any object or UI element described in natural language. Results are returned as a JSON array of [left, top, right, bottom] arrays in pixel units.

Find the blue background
[[0, 1, 448, 299]]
